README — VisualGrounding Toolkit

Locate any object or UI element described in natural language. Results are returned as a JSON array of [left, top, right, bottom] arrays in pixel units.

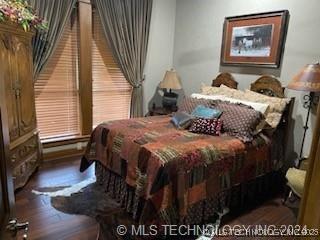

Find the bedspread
[[81, 115, 278, 224]]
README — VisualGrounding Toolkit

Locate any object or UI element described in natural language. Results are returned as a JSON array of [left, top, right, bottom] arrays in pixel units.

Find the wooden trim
[[78, 0, 93, 135], [0, 67, 16, 229], [220, 10, 289, 68], [43, 148, 85, 162], [298, 103, 320, 227], [0, 115, 16, 240], [250, 75, 285, 98], [42, 135, 89, 148], [0, 22, 34, 39], [9, 130, 39, 150], [211, 72, 238, 89]]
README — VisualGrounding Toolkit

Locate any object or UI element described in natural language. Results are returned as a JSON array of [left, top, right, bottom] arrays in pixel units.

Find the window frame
[[35, 1, 100, 145], [34, 8, 81, 141], [36, 0, 132, 145]]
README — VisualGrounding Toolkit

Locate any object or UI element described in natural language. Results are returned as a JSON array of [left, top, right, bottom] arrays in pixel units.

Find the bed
[[80, 73, 294, 226]]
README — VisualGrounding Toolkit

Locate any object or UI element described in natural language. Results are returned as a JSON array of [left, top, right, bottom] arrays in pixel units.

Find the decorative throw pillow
[[199, 84, 290, 129], [200, 84, 245, 99], [200, 85, 221, 95], [178, 97, 212, 114], [191, 93, 226, 101], [191, 105, 222, 119], [211, 100, 263, 142], [171, 111, 194, 129], [219, 84, 246, 99], [189, 118, 223, 136], [191, 93, 269, 114], [243, 90, 290, 128]]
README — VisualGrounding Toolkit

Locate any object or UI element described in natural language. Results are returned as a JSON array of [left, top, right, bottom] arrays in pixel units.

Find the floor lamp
[[287, 63, 320, 163], [297, 87, 320, 227]]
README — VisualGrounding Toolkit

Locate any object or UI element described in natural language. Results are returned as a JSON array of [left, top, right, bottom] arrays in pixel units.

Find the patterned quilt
[[81, 115, 278, 224]]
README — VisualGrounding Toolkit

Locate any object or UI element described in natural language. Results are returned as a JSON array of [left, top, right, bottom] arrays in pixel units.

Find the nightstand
[[148, 106, 177, 116]]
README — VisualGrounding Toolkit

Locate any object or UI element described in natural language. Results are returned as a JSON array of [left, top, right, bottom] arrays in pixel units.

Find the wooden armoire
[[0, 23, 42, 190]]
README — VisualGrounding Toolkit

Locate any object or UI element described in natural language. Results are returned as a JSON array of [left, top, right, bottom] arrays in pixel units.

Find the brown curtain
[[94, 0, 153, 117], [29, 0, 77, 79]]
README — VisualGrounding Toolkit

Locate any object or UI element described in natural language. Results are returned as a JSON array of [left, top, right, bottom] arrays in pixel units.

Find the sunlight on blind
[[35, 14, 80, 140], [92, 11, 132, 127]]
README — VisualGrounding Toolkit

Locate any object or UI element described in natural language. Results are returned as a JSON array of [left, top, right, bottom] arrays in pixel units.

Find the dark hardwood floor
[[15, 158, 297, 240], [15, 158, 99, 240]]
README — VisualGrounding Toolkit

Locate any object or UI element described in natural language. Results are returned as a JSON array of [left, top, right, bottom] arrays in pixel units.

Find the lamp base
[[162, 91, 178, 110]]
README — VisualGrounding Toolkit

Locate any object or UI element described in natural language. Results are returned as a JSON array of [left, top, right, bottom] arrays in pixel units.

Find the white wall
[[144, 0, 177, 113], [173, 0, 320, 158]]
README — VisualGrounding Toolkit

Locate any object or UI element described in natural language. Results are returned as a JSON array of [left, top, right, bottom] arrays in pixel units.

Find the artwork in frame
[[220, 10, 289, 68]]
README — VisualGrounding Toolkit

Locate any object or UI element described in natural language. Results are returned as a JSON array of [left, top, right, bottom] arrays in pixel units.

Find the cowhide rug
[[34, 182, 215, 240]]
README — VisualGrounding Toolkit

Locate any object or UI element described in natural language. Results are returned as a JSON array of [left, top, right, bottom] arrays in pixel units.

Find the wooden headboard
[[210, 73, 294, 149], [211, 73, 286, 99], [250, 75, 285, 98], [211, 72, 238, 89], [210, 72, 293, 118], [250, 75, 295, 157]]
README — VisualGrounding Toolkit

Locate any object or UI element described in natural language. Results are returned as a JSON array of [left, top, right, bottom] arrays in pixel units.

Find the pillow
[[200, 84, 245, 99], [191, 93, 226, 101], [243, 90, 290, 128], [171, 111, 194, 129], [191, 105, 222, 119], [200, 85, 222, 95], [178, 97, 212, 114], [222, 96, 269, 114], [191, 93, 269, 114], [211, 100, 263, 142], [199, 84, 290, 129], [189, 118, 223, 136], [219, 84, 247, 99]]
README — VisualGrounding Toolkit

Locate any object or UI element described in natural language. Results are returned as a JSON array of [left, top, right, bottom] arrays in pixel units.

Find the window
[[35, 7, 132, 141], [35, 13, 80, 140], [92, 11, 132, 127]]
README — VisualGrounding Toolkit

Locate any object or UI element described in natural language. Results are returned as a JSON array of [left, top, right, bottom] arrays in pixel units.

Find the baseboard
[[43, 148, 85, 162]]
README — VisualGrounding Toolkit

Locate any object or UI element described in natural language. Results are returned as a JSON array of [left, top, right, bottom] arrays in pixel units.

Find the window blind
[[35, 14, 80, 140], [92, 11, 132, 127]]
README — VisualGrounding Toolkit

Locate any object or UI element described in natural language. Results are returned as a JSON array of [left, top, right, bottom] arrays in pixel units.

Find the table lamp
[[287, 62, 320, 162], [159, 69, 182, 110]]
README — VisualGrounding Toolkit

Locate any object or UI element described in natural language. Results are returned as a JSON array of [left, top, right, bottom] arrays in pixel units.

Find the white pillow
[[191, 93, 226, 101], [190, 93, 269, 114], [222, 96, 269, 114]]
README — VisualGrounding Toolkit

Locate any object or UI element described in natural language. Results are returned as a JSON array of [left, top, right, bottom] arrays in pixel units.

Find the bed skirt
[[95, 162, 285, 225]]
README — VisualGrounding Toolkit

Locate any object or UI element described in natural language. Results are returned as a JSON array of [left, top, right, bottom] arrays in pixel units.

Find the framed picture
[[220, 10, 289, 68]]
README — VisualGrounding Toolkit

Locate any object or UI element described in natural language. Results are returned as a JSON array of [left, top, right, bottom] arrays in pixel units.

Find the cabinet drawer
[[10, 134, 39, 167], [13, 153, 39, 190]]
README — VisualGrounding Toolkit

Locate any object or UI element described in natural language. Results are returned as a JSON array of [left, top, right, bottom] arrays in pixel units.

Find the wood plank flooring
[[15, 158, 297, 240], [15, 158, 98, 240]]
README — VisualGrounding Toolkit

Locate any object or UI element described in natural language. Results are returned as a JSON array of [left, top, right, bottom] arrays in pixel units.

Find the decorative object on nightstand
[[159, 69, 182, 110], [287, 62, 320, 164]]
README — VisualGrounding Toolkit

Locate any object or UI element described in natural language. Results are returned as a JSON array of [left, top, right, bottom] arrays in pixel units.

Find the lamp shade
[[287, 63, 320, 92], [159, 69, 182, 90]]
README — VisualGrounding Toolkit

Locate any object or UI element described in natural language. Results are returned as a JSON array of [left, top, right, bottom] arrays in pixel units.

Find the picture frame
[[220, 10, 289, 68]]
